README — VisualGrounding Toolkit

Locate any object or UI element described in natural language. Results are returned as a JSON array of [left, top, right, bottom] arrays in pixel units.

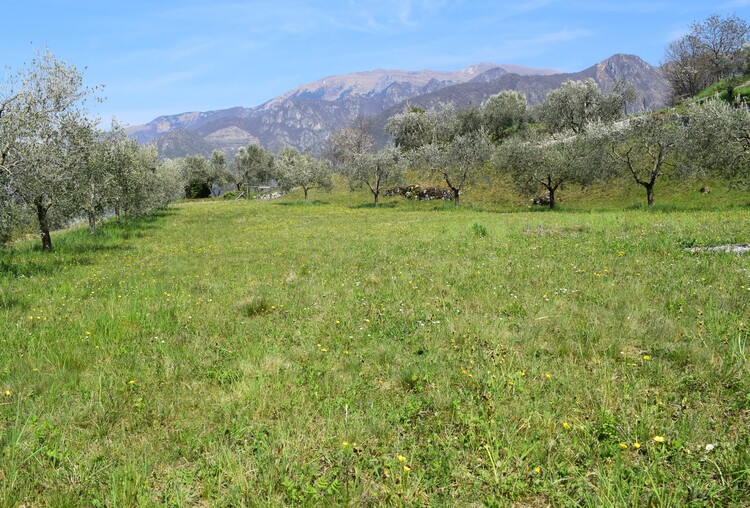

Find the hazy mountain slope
[[128, 55, 668, 158]]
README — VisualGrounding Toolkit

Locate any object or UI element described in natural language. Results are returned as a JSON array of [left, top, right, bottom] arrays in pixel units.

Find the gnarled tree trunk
[[34, 194, 52, 251]]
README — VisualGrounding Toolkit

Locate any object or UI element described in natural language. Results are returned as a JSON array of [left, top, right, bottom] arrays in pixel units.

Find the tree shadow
[[274, 200, 329, 206], [0, 207, 176, 278], [350, 202, 398, 209]]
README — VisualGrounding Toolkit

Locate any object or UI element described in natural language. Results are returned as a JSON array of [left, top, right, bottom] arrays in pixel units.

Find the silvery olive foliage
[[0, 48, 99, 249], [274, 146, 333, 201], [481, 90, 529, 142], [347, 147, 403, 206], [606, 111, 685, 206], [234, 144, 274, 197], [538, 79, 638, 134], [496, 128, 610, 209], [386, 102, 492, 206], [682, 98, 750, 186], [1, 50, 185, 248], [325, 118, 403, 205]]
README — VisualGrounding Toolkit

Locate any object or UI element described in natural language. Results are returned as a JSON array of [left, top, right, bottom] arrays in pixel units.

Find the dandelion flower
[[397, 455, 406, 463], [4, 389, 9, 397], [653, 436, 665, 443], [128, 380, 135, 385], [562, 422, 571, 430], [643, 355, 651, 361], [633, 442, 641, 449], [545, 373, 551, 379], [619, 443, 628, 450], [403, 465, 411, 472], [342, 441, 349, 447], [533, 466, 541, 474]]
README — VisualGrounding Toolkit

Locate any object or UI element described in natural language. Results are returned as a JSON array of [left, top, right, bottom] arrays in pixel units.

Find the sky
[[3, 1, 749, 126]]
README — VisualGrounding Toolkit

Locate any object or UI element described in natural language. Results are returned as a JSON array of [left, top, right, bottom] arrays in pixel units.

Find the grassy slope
[[1, 185, 750, 506]]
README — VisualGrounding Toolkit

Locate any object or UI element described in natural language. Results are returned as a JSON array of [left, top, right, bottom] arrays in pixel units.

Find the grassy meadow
[[1, 181, 750, 506]]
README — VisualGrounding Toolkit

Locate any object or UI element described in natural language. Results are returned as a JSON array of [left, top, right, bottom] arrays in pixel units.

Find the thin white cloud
[[121, 69, 207, 93]]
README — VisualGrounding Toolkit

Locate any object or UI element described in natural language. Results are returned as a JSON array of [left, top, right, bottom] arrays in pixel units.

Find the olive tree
[[103, 123, 147, 221], [73, 119, 113, 233], [274, 146, 332, 201], [682, 98, 750, 185], [0, 49, 98, 250], [386, 102, 492, 206], [538, 79, 638, 134], [497, 129, 609, 209], [181, 154, 231, 198], [347, 147, 402, 206], [234, 143, 274, 197], [323, 117, 375, 172], [606, 112, 685, 206], [481, 90, 528, 143], [385, 105, 437, 151]]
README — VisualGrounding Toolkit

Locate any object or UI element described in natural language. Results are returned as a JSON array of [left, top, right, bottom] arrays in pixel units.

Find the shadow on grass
[[624, 203, 683, 213], [0, 254, 60, 277], [274, 200, 329, 207], [0, 207, 177, 278], [350, 202, 398, 209]]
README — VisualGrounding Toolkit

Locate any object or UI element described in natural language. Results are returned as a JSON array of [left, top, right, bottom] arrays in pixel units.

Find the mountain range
[[125, 54, 670, 158]]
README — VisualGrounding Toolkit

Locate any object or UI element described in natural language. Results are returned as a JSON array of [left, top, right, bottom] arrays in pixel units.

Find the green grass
[[695, 75, 750, 103], [1, 187, 750, 506]]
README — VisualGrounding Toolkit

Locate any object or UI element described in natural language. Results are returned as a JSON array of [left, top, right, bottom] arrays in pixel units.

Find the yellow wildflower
[[633, 442, 641, 449], [653, 436, 665, 443], [403, 465, 411, 472], [397, 455, 406, 463], [619, 443, 628, 450]]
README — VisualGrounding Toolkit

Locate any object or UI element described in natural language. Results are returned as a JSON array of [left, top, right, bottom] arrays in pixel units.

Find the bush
[[185, 179, 211, 199]]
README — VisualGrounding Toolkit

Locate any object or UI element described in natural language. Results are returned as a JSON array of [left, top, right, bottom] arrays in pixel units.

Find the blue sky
[[3, 1, 749, 125]]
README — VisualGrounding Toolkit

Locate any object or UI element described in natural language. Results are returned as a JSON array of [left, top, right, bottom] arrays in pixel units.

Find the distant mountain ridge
[[126, 55, 669, 158]]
